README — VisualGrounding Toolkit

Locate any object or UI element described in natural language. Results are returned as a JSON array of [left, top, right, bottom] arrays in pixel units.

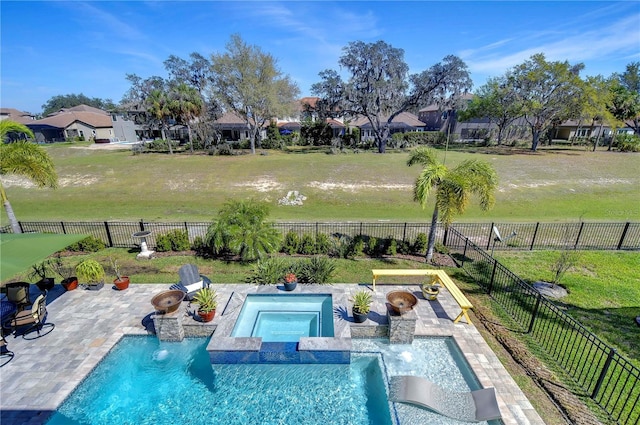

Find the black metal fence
[[447, 227, 639, 425], [9, 220, 640, 251]]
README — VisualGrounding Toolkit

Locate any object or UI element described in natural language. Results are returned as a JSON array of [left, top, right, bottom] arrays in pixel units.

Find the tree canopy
[[313, 41, 471, 153], [209, 34, 300, 154], [41, 93, 116, 117], [508, 53, 584, 151]]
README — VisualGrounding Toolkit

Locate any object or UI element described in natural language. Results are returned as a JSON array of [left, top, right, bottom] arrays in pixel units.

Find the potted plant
[[192, 287, 218, 322], [110, 258, 130, 291], [351, 290, 373, 323], [50, 254, 78, 291], [75, 259, 105, 291], [283, 272, 297, 291], [29, 261, 55, 292], [421, 275, 440, 300]]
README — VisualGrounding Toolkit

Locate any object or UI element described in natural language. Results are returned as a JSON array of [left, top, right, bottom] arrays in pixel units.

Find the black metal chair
[[5, 282, 31, 312]]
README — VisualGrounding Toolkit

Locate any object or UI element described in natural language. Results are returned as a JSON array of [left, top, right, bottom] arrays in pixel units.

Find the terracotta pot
[[198, 309, 216, 322], [62, 277, 79, 291], [114, 276, 130, 291]]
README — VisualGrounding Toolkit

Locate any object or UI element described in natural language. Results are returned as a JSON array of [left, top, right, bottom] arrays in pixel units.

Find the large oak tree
[[313, 41, 472, 153]]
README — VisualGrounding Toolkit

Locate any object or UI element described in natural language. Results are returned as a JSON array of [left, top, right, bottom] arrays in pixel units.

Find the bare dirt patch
[[308, 180, 413, 192]]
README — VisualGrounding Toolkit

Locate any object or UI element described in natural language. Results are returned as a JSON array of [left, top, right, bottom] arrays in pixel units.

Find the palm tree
[[0, 122, 58, 233], [407, 147, 497, 262], [146, 88, 174, 154], [205, 199, 281, 262], [169, 83, 204, 154]]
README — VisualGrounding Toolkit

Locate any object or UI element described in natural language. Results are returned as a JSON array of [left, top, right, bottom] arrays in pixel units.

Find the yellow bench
[[371, 269, 473, 324]]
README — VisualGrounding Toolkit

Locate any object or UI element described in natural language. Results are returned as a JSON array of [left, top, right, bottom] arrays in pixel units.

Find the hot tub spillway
[[208, 293, 351, 365]]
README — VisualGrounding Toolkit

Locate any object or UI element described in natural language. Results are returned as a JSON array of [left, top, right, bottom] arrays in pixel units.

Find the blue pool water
[[231, 294, 334, 341], [47, 336, 498, 425]]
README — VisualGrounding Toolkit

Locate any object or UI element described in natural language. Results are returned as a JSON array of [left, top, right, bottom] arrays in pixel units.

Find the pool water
[[47, 336, 498, 425], [231, 294, 334, 341]]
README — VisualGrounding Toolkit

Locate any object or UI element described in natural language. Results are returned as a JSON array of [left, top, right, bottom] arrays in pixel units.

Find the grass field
[[2, 143, 639, 224], [494, 250, 640, 364]]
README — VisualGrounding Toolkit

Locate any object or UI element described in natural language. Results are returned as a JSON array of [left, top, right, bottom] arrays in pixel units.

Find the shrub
[[434, 242, 449, 255], [366, 236, 378, 256], [282, 231, 300, 255], [315, 233, 331, 255], [329, 235, 352, 258], [192, 236, 209, 257], [385, 237, 397, 256], [299, 233, 316, 255], [348, 235, 365, 257], [155, 229, 190, 252], [413, 233, 428, 254], [66, 236, 106, 252], [297, 256, 336, 284], [246, 257, 290, 285], [616, 134, 640, 152], [398, 240, 411, 255]]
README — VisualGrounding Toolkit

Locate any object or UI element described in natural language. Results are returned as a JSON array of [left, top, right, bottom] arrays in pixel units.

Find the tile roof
[[0, 108, 36, 124], [30, 110, 112, 129]]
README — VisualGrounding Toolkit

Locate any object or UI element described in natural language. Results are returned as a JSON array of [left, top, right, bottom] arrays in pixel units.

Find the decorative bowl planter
[[386, 291, 418, 314], [36, 277, 55, 292], [114, 276, 130, 291], [151, 290, 185, 314]]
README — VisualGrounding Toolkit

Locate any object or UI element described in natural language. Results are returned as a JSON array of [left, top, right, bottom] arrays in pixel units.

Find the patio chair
[[169, 264, 211, 301], [5, 294, 55, 339], [5, 282, 31, 312], [389, 375, 502, 422]]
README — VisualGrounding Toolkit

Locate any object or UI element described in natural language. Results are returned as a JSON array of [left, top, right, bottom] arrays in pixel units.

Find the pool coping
[[0, 283, 545, 425]]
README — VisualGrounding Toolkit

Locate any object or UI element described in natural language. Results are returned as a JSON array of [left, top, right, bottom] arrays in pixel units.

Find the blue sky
[[2, 1, 639, 114]]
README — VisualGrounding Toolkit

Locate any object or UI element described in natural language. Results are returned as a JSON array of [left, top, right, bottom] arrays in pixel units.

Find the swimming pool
[[231, 294, 334, 341], [46, 336, 499, 425]]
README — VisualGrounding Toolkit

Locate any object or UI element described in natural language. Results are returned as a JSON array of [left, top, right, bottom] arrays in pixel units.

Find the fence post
[[617, 222, 630, 250], [574, 222, 585, 249], [443, 227, 449, 247], [61, 221, 67, 234], [486, 222, 494, 250], [104, 222, 114, 247], [530, 222, 540, 250], [527, 293, 543, 334], [592, 348, 616, 399], [18, 221, 24, 233], [462, 238, 468, 267], [316, 222, 319, 239], [139, 219, 145, 231], [359, 222, 363, 237], [488, 260, 498, 295], [402, 222, 407, 243]]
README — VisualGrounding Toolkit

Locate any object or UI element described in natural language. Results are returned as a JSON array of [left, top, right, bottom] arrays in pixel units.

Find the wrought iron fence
[[447, 227, 640, 425], [7, 220, 640, 251]]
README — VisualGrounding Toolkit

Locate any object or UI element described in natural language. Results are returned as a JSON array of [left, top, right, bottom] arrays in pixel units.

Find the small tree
[[205, 199, 281, 262]]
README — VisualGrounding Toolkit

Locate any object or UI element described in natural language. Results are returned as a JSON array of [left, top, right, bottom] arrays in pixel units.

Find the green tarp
[[0, 233, 88, 282]]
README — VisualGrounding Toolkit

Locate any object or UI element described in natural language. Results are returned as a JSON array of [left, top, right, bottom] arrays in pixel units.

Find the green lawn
[[494, 250, 640, 363], [2, 143, 639, 223]]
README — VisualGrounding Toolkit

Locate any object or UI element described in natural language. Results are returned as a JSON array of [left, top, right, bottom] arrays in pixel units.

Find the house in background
[[353, 112, 426, 142], [25, 105, 138, 143], [0, 108, 37, 124]]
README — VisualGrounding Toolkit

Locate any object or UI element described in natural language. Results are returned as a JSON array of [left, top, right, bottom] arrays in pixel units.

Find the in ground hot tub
[[209, 292, 350, 365], [231, 294, 334, 342]]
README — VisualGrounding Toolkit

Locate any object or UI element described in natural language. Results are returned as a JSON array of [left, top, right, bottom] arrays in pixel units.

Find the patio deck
[[0, 283, 544, 425]]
